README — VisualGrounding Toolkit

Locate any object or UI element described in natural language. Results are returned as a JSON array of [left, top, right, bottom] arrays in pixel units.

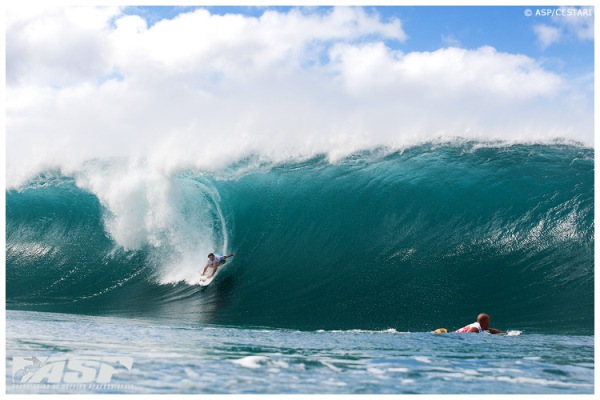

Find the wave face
[[6, 143, 594, 333]]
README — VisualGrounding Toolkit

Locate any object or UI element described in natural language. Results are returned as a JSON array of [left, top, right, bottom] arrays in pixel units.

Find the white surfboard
[[198, 273, 217, 287]]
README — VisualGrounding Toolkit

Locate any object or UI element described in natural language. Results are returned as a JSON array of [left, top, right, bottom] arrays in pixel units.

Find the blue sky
[[125, 5, 594, 77]]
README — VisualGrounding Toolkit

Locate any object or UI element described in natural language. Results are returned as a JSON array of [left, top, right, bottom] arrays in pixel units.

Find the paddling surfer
[[434, 313, 503, 334]]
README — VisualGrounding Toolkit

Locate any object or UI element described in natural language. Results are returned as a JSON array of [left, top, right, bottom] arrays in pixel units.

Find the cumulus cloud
[[6, 6, 121, 86], [5, 6, 594, 186]]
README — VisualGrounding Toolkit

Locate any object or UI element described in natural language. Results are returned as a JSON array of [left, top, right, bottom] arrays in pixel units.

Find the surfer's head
[[477, 313, 490, 330], [208, 253, 215, 260]]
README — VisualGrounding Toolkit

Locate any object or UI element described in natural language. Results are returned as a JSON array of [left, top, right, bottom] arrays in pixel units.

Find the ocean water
[[5, 142, 595, 394], [5, 311, 594, 394]]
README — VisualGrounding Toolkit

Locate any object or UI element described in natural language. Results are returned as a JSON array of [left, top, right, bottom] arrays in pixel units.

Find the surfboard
[[432, 328, 519, 336], [198, 273, 217, 287]]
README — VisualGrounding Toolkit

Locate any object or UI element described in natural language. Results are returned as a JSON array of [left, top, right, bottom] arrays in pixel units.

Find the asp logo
[[12, 356, 134, 384]]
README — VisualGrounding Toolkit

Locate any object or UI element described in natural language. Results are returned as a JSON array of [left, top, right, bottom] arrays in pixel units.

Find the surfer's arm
[[487, 328, 503, 334], [225, 253, 235, 259]]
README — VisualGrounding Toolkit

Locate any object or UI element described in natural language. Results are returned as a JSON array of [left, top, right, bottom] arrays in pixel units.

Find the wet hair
[[477, 313, 490, 328], [208, 253, 214, 257]]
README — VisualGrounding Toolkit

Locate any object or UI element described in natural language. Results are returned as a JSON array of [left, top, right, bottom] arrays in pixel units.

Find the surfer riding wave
[[202, 253, 235, 280]]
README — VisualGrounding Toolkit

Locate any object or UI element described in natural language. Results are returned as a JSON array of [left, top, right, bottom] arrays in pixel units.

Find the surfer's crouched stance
[[202, 253, 236, 279]]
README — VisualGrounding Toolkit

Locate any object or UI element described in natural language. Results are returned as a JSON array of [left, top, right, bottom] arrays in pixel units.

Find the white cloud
[[5, 6, 594, 186], [330, 44, 563, 98], [6, 6, 121, 86], [559, 12, 594, 41], [533, 24, 562, 49], [532, 7, 594, 49], [107, 7, 406, 82], [441, 34, 461, 47]]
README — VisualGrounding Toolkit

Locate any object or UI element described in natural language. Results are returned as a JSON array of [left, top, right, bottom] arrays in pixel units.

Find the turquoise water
[[5, 310, 594, 394], [5, 142, 594, 393]]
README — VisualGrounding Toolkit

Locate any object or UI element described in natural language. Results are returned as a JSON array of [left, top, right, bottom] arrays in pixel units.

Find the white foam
[[231, 356, 289, 370], [70, 159, 229, 284], [320, 361, 342, 372], [232, 355, 269, 369], [388, 368, 409, 373], [495, 375, 591, 388], [316, 328, 408, 334], [414, 356, 433, 364]]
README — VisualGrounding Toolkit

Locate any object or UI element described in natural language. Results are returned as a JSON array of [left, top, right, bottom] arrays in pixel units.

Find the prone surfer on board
[[202, 253, 235, 279], [433, 313, 504, 334]]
